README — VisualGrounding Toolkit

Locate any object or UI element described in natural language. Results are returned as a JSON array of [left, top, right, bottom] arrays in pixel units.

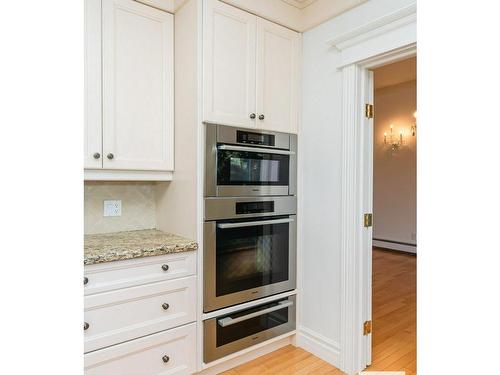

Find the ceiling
[[374, 57, 417, 90], [281, 0, 319, 9]]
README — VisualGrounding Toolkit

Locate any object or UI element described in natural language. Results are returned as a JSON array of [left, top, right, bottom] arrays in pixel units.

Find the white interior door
[[102, 0, 174, 171], [203, 0, 256, 128], [256, 18, 300, 134], [84, 0, 102, 169], [362, 69, 374, 368]]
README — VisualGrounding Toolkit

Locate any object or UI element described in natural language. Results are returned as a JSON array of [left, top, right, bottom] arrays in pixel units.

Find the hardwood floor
[[224, 248, 416, 375], [221, 345, 343, 375], [366, 248, 416, 374]]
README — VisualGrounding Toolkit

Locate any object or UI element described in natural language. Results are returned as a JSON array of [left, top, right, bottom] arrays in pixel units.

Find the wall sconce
[[411, 111, 417, 136], [384, 124, 404, 152]]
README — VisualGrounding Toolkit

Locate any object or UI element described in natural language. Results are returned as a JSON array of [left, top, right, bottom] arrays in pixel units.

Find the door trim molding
[[338, 29, 416, 375]]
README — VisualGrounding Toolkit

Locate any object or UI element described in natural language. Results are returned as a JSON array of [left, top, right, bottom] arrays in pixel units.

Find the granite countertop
[[84, 229, 198, 265]]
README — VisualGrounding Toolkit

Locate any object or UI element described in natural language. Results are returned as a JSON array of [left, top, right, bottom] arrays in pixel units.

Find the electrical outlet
[[103, 200, 122, 217], [411, 232, 416, 241]]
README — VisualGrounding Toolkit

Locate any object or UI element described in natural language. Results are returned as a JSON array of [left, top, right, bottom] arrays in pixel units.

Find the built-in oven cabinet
[[204, 196, 297, 312], [203, 295, 296, 363], [203, 0, 300, 134], [84, 0, 174, 181]]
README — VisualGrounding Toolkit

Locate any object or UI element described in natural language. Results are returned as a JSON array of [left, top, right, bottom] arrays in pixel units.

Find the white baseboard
[[296, 326, 341, 369], [373, 239, 416, 254]]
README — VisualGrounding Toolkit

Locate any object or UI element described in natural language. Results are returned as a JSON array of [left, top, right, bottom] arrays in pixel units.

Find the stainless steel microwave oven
[[205, 125, 297, 197]]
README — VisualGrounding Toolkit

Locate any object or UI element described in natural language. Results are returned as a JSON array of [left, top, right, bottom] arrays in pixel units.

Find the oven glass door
[[217, 148, 289, 186], [215, 217, 290, 298]]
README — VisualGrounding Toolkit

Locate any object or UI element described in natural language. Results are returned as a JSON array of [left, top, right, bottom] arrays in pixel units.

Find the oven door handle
[[217, 300, 294, 328], [217, 144, 295, 155], [217, 218, 293, 229]]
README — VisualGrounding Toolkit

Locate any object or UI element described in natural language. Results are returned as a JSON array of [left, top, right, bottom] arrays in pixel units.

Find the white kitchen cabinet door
[[84, 0, 103, 169], [256, 18, 300, 134], [102, 0, 174, 171], [203, 0, 257, 128], [84, 323, 196, 375]]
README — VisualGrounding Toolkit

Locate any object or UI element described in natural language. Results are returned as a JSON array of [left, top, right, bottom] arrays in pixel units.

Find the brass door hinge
[[364, 213, 373, 227], [365, 104, 374, 119], [363, 320, 372, 335]]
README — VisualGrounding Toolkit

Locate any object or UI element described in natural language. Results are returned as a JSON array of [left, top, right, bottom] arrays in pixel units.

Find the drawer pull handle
[[161, 264, 169, 271], [162, 303, 170, 310], [84, 322, 89, 331], [162, 355, 170, 363], [84, 277, 88, 285]]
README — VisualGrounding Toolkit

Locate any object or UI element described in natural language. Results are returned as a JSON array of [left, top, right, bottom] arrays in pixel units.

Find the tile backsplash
[[84, 182, 156, 234]]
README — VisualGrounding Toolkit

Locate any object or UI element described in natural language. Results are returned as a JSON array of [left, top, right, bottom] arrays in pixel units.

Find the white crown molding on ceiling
[[281, 0, 319, 9], [328, 3, 417, 50]]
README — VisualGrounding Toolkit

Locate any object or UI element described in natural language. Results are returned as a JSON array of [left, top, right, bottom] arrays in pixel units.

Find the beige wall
[[155, 0, 199, 241], [84, 182, 157, 234], [373, 79, 416, 245]]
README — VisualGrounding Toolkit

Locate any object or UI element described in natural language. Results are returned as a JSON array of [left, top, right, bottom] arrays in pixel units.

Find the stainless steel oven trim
[[289, 133, 297, 196], [204, 124, 297, 197], [217, 218, 294, 229], [205, 125, 217, 197], [205, 196, 297, 221], [217, 125, 290, 150], [216, 185, 289, 197], [203, 214, 297, 313], [217, 144, 295, 155], [203, 296, 296, 363], [217, 300, 293, 327]]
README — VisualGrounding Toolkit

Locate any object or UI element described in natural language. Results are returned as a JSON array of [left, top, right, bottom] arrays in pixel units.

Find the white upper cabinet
[[84, 0, 103, 169], [102, 0, 174, 171], [203, 0, 256, 128], [203, 0, 301, 134], [84, 0, 174, 180], [256, 18, 300, 134]]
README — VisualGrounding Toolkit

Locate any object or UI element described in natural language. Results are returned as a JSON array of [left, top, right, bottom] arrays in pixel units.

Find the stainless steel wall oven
[[205, 125, 297, 197], [204, 295, 296, 363], [204, 196, 297, 312]]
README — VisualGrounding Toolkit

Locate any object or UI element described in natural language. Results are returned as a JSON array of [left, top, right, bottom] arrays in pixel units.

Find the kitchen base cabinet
[[84, 276, 196, 353], [84, 323, 196, 375]]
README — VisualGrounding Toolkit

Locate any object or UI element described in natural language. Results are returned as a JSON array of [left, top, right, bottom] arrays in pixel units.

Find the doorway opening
[[366, 56, 417, 374]]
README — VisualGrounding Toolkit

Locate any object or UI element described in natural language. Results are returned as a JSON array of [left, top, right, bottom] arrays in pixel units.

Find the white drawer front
[[84, 251, 196, 295], [84, 276, 196, 353], [85, 322, 196, 375]]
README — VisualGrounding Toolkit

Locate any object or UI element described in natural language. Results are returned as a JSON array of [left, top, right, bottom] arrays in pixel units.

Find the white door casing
[[256, 18, 300, 134], [203, 0, 257, 128], [331, 4, 416, 374], [102, 0, 174, 171], [362, 70, 374, 367], [84, 0, 103, 169]]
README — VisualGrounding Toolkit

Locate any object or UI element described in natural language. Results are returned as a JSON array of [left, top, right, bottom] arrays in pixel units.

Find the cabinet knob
[[84, 277, 88, 285], [162, 355, 170, 363], [249, 113, 256, 119], [258, 114, 265, 120], [93, 152, 101, 159], [161, 264, 169, 271], [162, 303, 170, 310], [107, 153, 114, 160], [84, 322, 89, 331]]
